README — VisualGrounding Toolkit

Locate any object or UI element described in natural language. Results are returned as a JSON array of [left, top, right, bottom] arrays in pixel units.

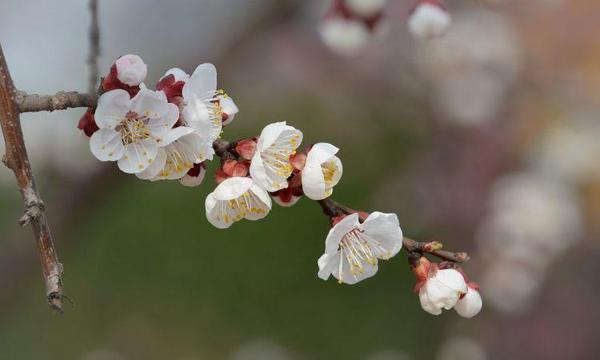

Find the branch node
[[18, 199, 45, 227]]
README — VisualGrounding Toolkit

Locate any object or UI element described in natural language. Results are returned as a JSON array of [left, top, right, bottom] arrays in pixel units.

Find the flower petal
[[361, 212, 403, 259], [157, 126, 195, 147], [317, 253, 338, 281], [145, 104, 180, 139], [182, 63, 217, 100], [136, 148, 167, 180], [130, 88, 169, 118], [94, 90, 130, 129], [89, 128, 124, 161], [419, 287, 443, 315], [212, 177, 254, 201], [332, 252, 378, 285], [117, 139, 159, 174], [324, 213, 360, 254], [455, 288, 483, 318]]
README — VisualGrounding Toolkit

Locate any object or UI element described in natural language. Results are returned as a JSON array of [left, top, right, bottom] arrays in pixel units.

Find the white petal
[[146, 103, 180, 139], [157, 126, 195, 147], [117, 139, 159, 174], [436, 269, 468, 293], [94, 90, 130, 129], [324, 213, 360, 254], [130, 88, 169, 118], [455, 288, 483, 318], [305, 143, 339, 167], [212, 177, 254, 201], [361, 212, 403, 259], [317, 253, 338, 281], [89, 128, 124, 161], [332, 253, 378, 285], [302, 164, 327, 200], [242, 185, 272, 221], [182, 63, 217, 101], [182, 96, 210, 124], [175, 132, 213, 163], [257, 121, 288, 151], [419, 287, 443, 315], [136, 148, 167, 180], [205, 193, 230, 229], [162, 67, 189, 82]]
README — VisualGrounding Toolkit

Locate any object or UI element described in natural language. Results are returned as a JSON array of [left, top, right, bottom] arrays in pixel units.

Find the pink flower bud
[[290, 152, 307, 171], [115, 54, 147, 86], [77, 109, 99, 137], [235, 139, 257, 160]]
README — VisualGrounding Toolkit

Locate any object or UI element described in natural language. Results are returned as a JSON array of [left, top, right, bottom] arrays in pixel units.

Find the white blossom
[[301, 143, 343, 200], [318, 212, 403, 284], [419, 268, 467, 315], [408, 3, 451, 39], [249, 122, 303, 192], [90, 88, 185, 174], [345, 0, 387, 17], [205, 177, 272, 229], [115, 54, 147, 86], [180, 64, 224, 158], [454, 285, 482, 318], [319, 17, 370, 57]]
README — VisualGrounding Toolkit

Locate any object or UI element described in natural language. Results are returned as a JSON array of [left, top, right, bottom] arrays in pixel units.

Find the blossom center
[[337, 228, 391, 282], [322, 160, 339, 185], [117, 111, 151, 145]]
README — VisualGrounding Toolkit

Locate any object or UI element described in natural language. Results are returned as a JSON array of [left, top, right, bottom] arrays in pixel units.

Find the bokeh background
[[1, 0, 600, 359]]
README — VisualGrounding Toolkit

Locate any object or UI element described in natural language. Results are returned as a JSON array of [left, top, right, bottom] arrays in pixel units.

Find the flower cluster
[[412, 256, 482, 318], [319, 0, 452, 56], [79, 54, 238, 186], [78, 54, 480, 319]]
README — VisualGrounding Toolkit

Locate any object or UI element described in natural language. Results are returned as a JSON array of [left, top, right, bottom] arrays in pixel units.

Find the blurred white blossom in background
[[436, 337, 488, 360], [230, 339, 294, 360], [477, 172, 583, 313], [413, 8, 521, 126]]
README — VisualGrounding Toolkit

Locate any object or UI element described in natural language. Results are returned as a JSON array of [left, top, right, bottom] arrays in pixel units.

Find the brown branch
[[0, 44, 64, 312], [317, 198, 470, 263], [88, 0, 100, 93], [15, 90, 97, 113]]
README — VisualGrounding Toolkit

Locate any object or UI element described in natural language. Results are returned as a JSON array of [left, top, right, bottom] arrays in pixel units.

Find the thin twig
[[317, 198, 470, 263], [88, 0, 100, 94], [0, 44, 64, 312]]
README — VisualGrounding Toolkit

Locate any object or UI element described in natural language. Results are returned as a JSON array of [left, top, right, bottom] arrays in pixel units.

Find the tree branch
[[88, 0, 100, 93], [317, 198, 470, 263], [0, 44, 64, 312], [15, 90, 97, 113]]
